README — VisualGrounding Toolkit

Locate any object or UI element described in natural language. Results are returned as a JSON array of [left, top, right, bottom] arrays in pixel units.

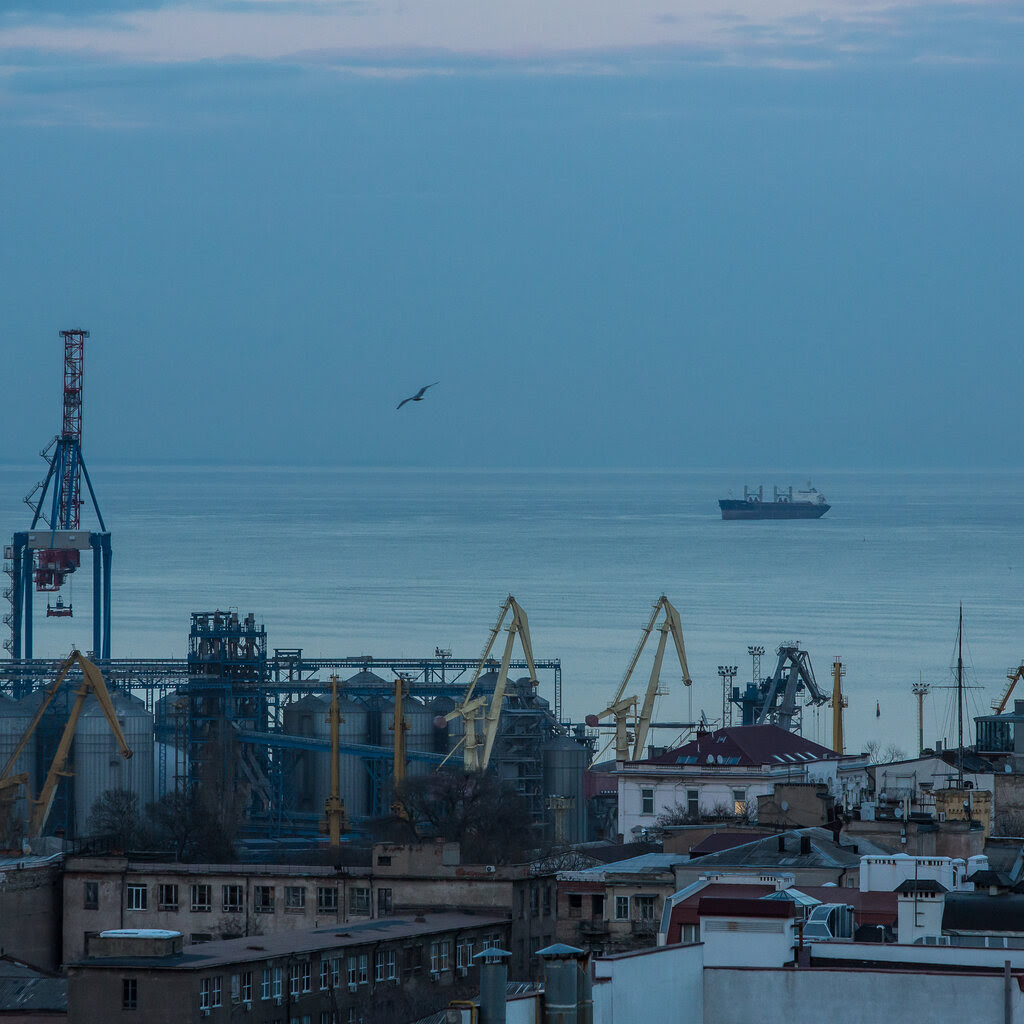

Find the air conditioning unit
[[348, 983, 358, 993], [275, 996, 283, 1006], [242, 1002, 252, 1012], [457, 966, 468, 977], [429, 971, 440, 982], [938, 811, 946, 822], [484, 865, 496, 873]]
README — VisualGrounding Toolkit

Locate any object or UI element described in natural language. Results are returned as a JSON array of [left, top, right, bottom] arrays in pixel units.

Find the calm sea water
[[2, 466, 1022, 754]]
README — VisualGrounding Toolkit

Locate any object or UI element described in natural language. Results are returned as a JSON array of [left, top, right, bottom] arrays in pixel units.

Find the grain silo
[[73, 689, 154, 835]]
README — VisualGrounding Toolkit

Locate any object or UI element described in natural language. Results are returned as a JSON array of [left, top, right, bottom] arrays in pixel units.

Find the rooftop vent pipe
[[474, 946, 511, 1024]]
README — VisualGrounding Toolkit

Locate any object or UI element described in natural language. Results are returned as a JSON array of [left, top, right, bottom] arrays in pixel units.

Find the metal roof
[[630, 725, 838, 768]]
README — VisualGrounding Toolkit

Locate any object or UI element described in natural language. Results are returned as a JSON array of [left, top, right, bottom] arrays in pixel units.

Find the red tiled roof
[[698, 897, 795, 919], [633, 725, 837, 767], [689, 833, 764, 857]]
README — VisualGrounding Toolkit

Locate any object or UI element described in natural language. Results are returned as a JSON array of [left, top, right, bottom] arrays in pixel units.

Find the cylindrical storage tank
[[337, 696, 369, 820], [542, 736, 589, 845], [282, 694, 331, 815], [403, 697, 435, 778], [426, 696, 460, 756], [153, 690, 189, 749], [74, 689, 154, 838], [0, 694, 35, 829]]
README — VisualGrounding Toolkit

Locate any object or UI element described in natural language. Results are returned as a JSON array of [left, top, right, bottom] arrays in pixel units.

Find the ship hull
[[719, 500, 830, 520]]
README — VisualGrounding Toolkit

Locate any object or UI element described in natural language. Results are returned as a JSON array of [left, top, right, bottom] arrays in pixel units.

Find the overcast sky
[[1, 0, 1022, 469]]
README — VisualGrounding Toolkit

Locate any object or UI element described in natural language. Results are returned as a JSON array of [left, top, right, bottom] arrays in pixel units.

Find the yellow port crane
[[444, 595, 538, 772], [589, 595, 693, 764], [992, 664, 1024, 715], [0, 649, 132, 838]]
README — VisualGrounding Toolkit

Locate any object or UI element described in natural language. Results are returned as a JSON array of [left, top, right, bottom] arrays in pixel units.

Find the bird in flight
[[396, 382, 440, 410]]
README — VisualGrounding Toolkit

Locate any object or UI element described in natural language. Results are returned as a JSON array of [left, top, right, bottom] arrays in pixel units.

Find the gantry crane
[[0, 649, 132, 838], [589, 595, 693, 764], [992, 664, 1024, 715], [6, 330, 112, 659], [444, 596, 538, 771]]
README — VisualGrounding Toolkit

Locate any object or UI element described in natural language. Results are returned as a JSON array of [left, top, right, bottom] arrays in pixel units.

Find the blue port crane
[[4, 330, 112, 663]]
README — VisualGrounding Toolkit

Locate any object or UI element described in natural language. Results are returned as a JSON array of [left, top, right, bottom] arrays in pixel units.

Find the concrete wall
[[700, 916, 794, 968], [0, 858, 62, 971], [593, 943, 703, 1024], [704, 965, 1024, 1024]]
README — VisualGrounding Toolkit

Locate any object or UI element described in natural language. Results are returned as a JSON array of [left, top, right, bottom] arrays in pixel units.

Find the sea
[[2, 465, 1023, 756]]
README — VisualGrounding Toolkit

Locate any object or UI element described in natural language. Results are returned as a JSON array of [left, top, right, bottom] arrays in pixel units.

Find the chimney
[[537, 943, 588, 1024], [474, 947, 511, 1024]]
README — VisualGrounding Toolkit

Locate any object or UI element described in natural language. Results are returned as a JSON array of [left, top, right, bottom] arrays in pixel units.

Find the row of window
[[516, 884, 554, 918], [190, 936, 499, 1011], [565, 893, 656, 921], [639, 787, 747, 816], [88, 882, 374, 916]]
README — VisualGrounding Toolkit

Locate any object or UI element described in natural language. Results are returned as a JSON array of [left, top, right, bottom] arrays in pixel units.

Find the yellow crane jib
[[590, 595, 693, 765], [444, 595, 539, 772], [2, 650, 133, 840], [993, 665, 1024, 715]]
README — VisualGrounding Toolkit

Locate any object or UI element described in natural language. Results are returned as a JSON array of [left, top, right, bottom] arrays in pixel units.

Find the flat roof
[[73, 914, 507, 971]]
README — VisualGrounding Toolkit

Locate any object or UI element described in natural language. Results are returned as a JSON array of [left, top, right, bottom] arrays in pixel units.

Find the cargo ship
[[719, 484, 830, 520]]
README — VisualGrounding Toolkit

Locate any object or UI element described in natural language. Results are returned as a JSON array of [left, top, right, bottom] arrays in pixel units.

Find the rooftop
[[72, 913, 507, 971], [682, 828, 890, 871], [628, 725, 838, 769]]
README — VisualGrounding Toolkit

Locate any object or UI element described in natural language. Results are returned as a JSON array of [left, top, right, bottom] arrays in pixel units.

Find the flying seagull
[[396, 382, 440, 410]]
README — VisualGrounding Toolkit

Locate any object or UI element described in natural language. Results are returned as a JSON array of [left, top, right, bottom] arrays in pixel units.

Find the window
[[686, 789, 699, 818], [321, 959, 330, 991], [592, 895, 605, 918], [641, 788, 655, 815], [255, 885, 275, 914], [568, 894, 582, 918], [286, 886, 306, 912], [232, 974, 241, 1003], [358, 955, 368, 984], [350, 888, 370, 915], [635, 895, 656, 920], [429, 942, 439, 973], [456, 941, 474, 969], [158, 883, 179, 911], [377, 888, 392, 916], [301, 961, 312, 993], [681, 923, 699, 942], [122, 978, 138, 1010], [375, 951, 386, 982], [530, 887, 539, 916], [190, 933, 212, 944], [733, 789, 746, 817], [84, 882, 99, 910], [347, 957, 357, 986], [262, 968, 272, 1000], [330, 958, 340, 989], [191, 884, 212, 912], [273, 967, 283, 999], [126, 884, 147, 911], [376, 855, 392, 866], [212, 976, 222, 1007], [405, 945, 424, 975], [200, 978, 211, 1011], [241, 971, 252, 1004], [439, 941, 450, 972], [317, 887, 339, 914], [543, 886, 552, 916], [223, 885, 244, 913], [615, 896, 629, 920], [289, 963, 301, 997]]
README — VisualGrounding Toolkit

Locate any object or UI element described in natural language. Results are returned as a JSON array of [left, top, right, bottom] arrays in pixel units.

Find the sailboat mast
[[957, 605, 964, 789]]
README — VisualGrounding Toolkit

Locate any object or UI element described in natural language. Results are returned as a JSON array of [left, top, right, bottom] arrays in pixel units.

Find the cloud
[[0, 0, 1019, 72]]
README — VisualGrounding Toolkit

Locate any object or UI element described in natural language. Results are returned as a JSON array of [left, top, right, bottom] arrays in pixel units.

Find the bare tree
[[865, 741, 907, 764], [146, 788, 236, 862], [389, 770, 535, 864], [86, 788, 146, 849]]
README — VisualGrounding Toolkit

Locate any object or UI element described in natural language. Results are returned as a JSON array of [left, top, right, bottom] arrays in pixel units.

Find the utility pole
[[323, 674, 346, 848], [912, 678, 930, 756], [830, 659, 848, 755], [718, 665, 737, 728]]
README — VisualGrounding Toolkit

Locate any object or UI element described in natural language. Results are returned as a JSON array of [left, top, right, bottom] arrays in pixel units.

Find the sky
[[1, 0, 1023, 469]]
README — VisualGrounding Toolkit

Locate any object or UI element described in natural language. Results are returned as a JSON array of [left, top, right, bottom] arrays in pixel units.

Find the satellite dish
[[780, 800, 789, 812]]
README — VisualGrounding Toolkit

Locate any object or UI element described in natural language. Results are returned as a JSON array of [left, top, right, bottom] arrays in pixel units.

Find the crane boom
[[993, 665, 1024, 715], [592, 595, 694, 764], [25, 650, 132, 838], [446, 596, 539, 772]]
